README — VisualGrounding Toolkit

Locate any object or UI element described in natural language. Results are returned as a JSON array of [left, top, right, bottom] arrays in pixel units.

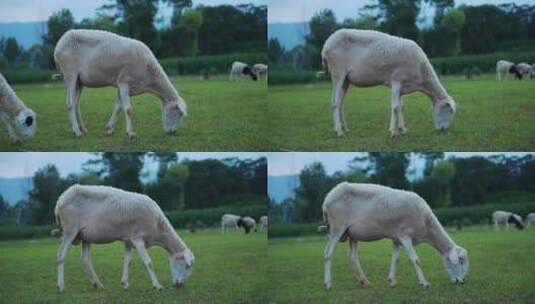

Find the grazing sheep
[[496, 60, 522, 80], [526, 213, 535, 227], [53, 184, 194, 292], [230, 61, 258, 81], [259, 215, 268, 232], [53, 29, 187, 139], [492, 210, 524, 231], [322, 182, 469, 289], [321, 29, 457, 137], [252, 63, 268, 79], [516, 62, 533, 79], [238, 216, 257, 234], [221, 214, 242, 234], [0, 73, 36, 141]]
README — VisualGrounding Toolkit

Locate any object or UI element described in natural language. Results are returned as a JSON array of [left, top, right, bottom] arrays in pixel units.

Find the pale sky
[[268, 0, 533, 23], [0, 152, 266, 179], [267, 152, 534, 177], [0, 0, 267, 23]]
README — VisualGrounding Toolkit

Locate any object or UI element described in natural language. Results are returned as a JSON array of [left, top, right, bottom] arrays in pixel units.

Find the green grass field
[[267, 75, 535, 151], [0, 229, 267, 303], [267, 226, 535, 303], [0, 76, 266, 151]]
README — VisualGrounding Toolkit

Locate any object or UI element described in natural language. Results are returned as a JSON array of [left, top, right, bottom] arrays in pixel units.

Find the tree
[[0, 195, 8, 217], [146, 163, 189, 210], [305, 9, 338, 69], [268, 38, 284, 66], [358, 153, 410, 190], [3, 37, 21, 64], [43, 9, 75, 47], [28, 165, 66, 224], [175, 10, 204, 56], [294, 162, 333, 222], [85, 153, 145, 193]]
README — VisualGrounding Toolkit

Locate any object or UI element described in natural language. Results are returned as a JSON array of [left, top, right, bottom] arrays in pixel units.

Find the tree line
[[0, 153, 267, 225], [269, 153, 535, 224], [269, 1, 535, 70], [0, 0, 266, 70]]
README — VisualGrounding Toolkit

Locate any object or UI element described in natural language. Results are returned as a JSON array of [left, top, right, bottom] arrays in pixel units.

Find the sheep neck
[[421, 63, 449, 105], [147, 66, 179, 104], [426, 214, 455, 255], [0, 78, 25, 118], [160, 223, 188, 255]]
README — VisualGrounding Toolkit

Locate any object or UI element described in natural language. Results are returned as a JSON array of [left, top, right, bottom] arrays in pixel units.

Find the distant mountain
[[268, 22, 309, 50], [0, 22, 47, 49], [0, 177, 33, 205], [268, 174, 300, 203]]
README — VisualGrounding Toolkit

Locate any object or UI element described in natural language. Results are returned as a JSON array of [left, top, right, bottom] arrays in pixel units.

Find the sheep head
[[15, 108, 36, 138], [442, 245, 469, 284], [433, 96, 456, 131], [162, 97, 187, 134], [169, 248, 194, 287]]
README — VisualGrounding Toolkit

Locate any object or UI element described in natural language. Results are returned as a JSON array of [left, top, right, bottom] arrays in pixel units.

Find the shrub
[[160, 52, 266, 76], [165, 205, 266, 229], [0, 224, 55, 240], [268, 69, 318, 85], [2, 69, 55, 84]]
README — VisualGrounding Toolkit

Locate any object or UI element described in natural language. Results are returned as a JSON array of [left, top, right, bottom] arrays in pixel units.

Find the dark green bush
[[431, 52, 535, 75], [268, 69, 318, 85], [0, 224, 55, 240], [2, 69, 55, 84], [165, 205, 266, 229]]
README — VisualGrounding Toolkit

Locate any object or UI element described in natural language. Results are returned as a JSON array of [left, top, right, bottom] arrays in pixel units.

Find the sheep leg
[[118, 84, 136, 139], [331, 77, 345, 136], [132, 239, 163, 290], [397, 97, 407, 134], [348, 239, 370, 286], [324, 228, 345, 290], [390, 82, 402, 137], [66, 77, 83, 137], [387, 243, 400, 286], [0, 112, 20, 142], [81, 241, 103, 288], [56, 232, 78, 292], [73, 84, 87, 134], [105, 99, 121, 135], [493, 218, 498, 231], [121, 243, 133, 289], [340, 79, 350, 133], [399, 237, 430, 288]]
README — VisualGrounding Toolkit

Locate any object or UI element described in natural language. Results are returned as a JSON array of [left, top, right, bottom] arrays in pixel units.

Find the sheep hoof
[[153, 285, 163, 291], [93, 282, 103, 289], [388, 278, 397, 287], [324, 282, 332, 290], [359, 278, 370, 286], [73, 130, 84, 137], [420, 282, 430, 289], [128, 133, 137, 140], [121, 281, 129, 290], [57, 285, 65, 293], [399, 127, 407, 134], [335, 130, 345, 137]]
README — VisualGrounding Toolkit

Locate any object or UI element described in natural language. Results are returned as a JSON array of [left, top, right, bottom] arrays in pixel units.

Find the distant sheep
[[230, 61, 258, 81], [0, 73, 36, 141], [221, 214, 241, 234], [496, 60, 522, 80], [321, 182, 469, 289], [322, 29, 456, 137], [259, 215, 268, 232], [54, 29, 187, 139], [53, 184, 194, 292], [516, 63, 534, 79], [253, 63, 268, 79], [238, 216, 257, 234], [492, 210, 524, 231], [526, 213, 535, 227]]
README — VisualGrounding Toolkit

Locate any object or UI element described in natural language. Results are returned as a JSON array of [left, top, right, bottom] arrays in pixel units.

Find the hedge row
[[160, 52, 266, 76], [1, 69, 55, 84], [0, 224, 55, 241], [165, 205, 266, 229], [269, 201, 535, 238]]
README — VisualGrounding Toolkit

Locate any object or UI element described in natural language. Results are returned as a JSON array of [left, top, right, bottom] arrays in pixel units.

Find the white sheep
[[321, 29, 457, 137], [229, 61, 258, 81], [322, 182, 469, 289], [526, 213, 535, 228], [259, 215, 268, 232], [492, 210, 524, 231], [239, 216, 257, 234], [221, 214, 241, 234], [516, 62, 533, 79], [53, 29, 187, 139], [53, 184, 194, 292], [252, 63, 268, 79], [496, 60, 522, 80], [0, 73, 36, 141]]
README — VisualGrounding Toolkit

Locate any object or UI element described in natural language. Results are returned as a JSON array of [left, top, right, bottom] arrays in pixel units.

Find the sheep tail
[[51, 211, 62, 237], [51, 73, 63, 80], [317, 209, 329, 233]]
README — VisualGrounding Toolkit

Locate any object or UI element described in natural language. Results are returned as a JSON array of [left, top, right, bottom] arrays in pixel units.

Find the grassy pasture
[[267, 74, 535, 151], [0, 76, 267, 151], [267, 226, 535, 303], [0, 229, 267, 303]]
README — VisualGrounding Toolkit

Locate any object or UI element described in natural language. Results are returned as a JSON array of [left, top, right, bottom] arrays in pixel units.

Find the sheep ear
[[448, 248, 460, 264], [177, 100, 187, 117]]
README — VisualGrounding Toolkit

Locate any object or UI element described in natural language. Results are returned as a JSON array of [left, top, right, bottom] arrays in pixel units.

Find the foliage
[[268, 38, 284, 66], [165, 204, 266, 228], [159, 52, 266, 75]]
